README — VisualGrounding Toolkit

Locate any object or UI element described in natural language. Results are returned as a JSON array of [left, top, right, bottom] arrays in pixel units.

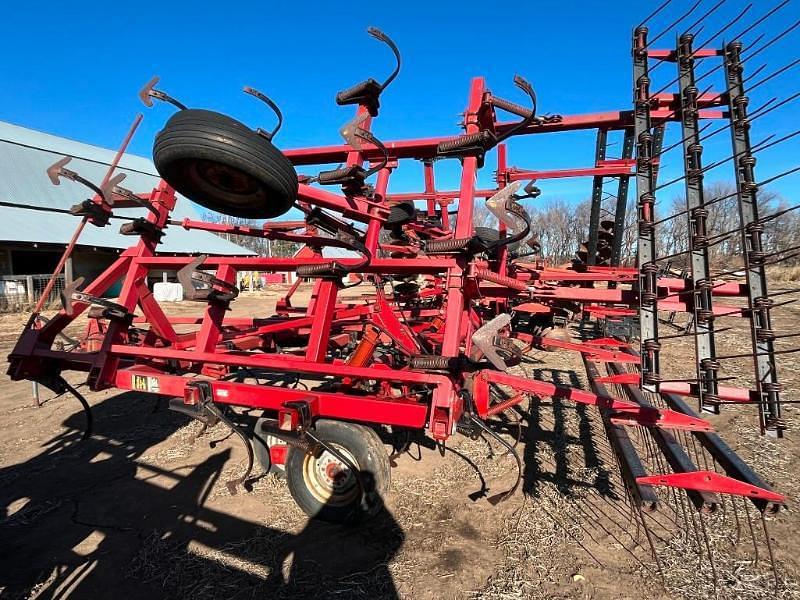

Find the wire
[[0, 137, 161, 179], [0, 200, 72, 215], [0, 198, 135, 220]]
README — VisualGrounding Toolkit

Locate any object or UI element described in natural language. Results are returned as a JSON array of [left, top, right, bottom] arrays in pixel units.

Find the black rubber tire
[[153, 109, 298, 219], [285, 420, 390, 523], [384, 202, 416, 227], [474, 226, 522, 253], [252, 417, 286, 479]]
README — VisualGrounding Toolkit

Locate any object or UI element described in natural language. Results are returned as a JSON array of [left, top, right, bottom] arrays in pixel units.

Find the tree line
[[203, 182, 798, 269], [475, 182, 799, 268]]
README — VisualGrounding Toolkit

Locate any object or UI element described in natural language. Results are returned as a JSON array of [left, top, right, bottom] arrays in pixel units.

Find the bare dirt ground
[[0, 284, 798, 599]]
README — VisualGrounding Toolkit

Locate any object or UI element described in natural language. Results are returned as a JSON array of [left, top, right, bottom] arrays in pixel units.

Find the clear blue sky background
[[1, 0, 798, 210]]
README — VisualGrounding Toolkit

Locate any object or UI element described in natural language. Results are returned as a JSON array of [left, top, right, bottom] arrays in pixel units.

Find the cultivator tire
[[285, 420, 390, 523], [474, 226, 522, 254], [153, 109, 298, 219], [384, 201, 416, 226]]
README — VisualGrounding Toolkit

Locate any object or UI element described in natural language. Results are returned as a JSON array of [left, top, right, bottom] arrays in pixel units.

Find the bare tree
[[200, 212, 301, 257]]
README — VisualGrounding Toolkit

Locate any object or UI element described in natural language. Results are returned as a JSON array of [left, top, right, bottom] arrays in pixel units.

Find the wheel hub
[[195, 160, 258, 195], [304, 445, 359, 505]]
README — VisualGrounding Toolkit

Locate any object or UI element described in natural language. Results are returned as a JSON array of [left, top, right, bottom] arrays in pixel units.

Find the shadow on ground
[[0, 392, 404, 599], [518, 367, 616, 500]]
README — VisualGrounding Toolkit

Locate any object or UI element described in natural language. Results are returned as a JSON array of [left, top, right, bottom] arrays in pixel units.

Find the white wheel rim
[[302, 444, 359, 506]]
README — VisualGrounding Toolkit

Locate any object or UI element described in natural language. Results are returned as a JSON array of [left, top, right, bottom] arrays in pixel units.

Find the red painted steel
[[5, 66, 782, 511]]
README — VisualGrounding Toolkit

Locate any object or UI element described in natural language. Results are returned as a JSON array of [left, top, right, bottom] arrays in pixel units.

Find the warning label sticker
[[132, 375, 160, 393]]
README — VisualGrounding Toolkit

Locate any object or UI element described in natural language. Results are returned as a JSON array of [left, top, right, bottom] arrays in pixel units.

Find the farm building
[[0, 119, 253, 308]]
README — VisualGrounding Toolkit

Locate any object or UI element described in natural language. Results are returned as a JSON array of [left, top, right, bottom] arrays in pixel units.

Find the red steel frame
[[6, 61, 785, 506]]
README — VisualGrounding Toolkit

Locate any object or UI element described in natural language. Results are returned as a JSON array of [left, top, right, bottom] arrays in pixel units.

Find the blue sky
[[1, 0, 798, 211]]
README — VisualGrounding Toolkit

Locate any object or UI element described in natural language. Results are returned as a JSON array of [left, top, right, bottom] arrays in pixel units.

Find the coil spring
[[700, 358, 721, 372], [745, 221, 764, 234], [296, 262, 340, 278], [639, 219, 655, 236], [642, 371, 662, 385], [739, 155, 756, 168], [408, 355, 455, 370], [687, 167, 704, 182], [425, 237, 472, 253], [492, 96, 533, 118], [733, 93, 748, 108], [766, 418, 787, 432], [436, 130, 496, 154], [640, 262, 658, 274], [641, 291, 657, 304], [728, 59, 745, 75], [696, 308, 715, 323], [748, 250, 766, 265], [762, 381, 783, 394], [741, 180, 759, 194], [692, 234, 709, 248], [756, 328, 776, 342], [754, 296, 774, 310], [639, 192, 655, 206], [643, 339, 661, 353], [694, 278, 713, 291], [474, 268, 529, 292], [317, 166, 362, 184]]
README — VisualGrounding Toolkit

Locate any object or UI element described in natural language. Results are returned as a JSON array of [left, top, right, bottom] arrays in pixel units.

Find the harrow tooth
[[584, 357, 659, 511]]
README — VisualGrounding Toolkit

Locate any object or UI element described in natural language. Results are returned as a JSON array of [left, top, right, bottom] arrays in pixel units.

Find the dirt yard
[[0, 284, 798, 599]]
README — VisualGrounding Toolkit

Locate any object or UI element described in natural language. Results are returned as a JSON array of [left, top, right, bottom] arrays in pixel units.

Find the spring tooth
[[425, 237, 472, 253]]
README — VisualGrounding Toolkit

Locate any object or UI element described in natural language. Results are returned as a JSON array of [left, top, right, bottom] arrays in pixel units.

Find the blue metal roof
[[0, 120, 254, 255]]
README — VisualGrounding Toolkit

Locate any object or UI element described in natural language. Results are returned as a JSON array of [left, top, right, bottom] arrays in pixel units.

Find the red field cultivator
[[7, 2, 798, 557]]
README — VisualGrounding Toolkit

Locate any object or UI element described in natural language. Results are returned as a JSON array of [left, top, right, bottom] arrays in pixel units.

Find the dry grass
[[4, 289, 800, 599], [766, 264, 800, 283]]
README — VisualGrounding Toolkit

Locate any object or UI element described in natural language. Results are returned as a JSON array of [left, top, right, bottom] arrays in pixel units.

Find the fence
[[0, 274, 65, 312]]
